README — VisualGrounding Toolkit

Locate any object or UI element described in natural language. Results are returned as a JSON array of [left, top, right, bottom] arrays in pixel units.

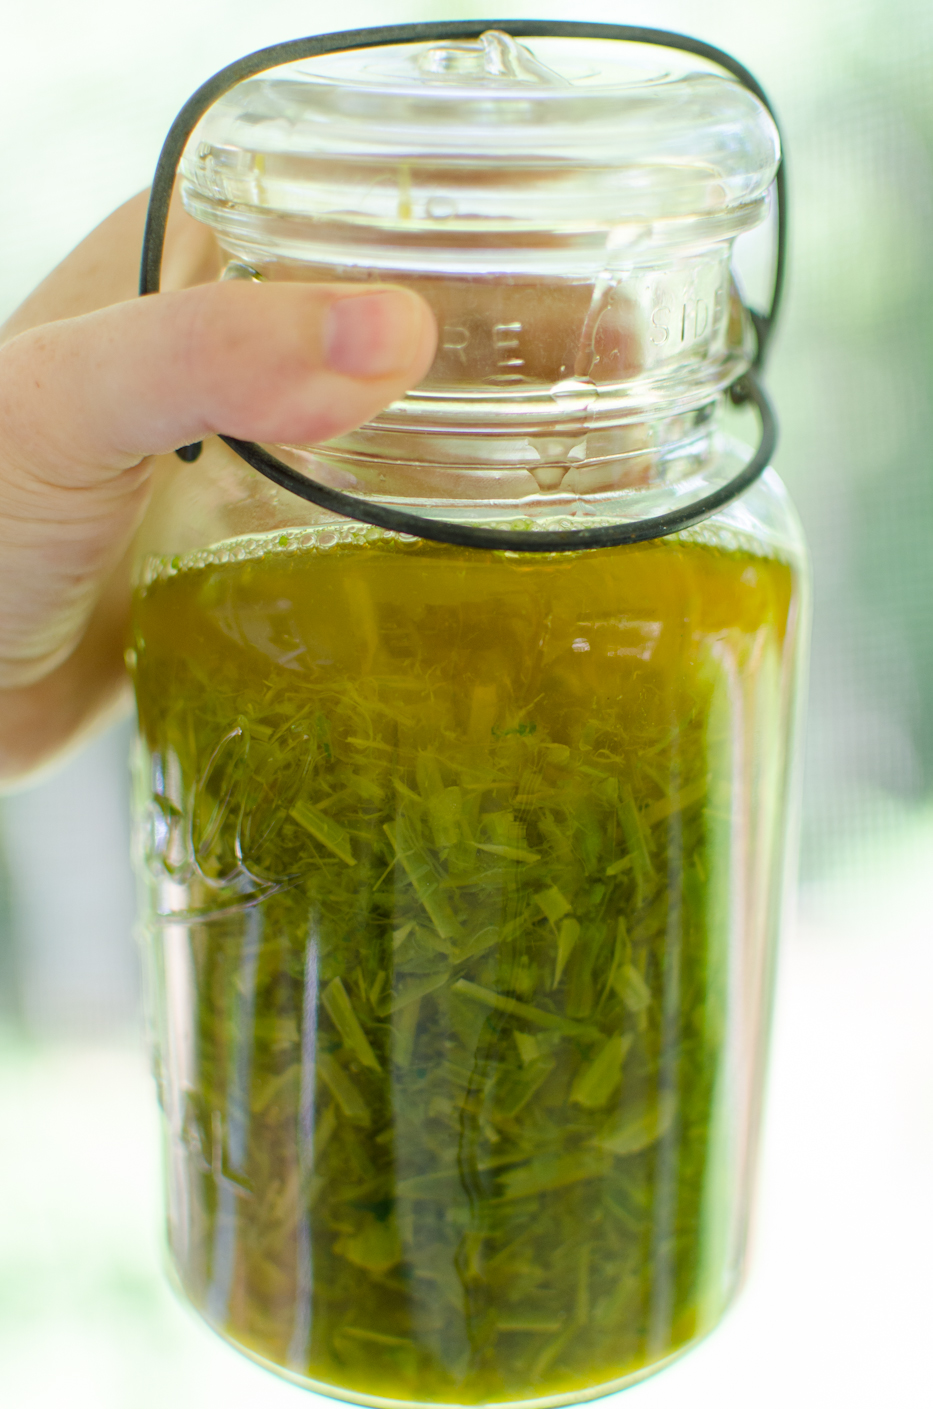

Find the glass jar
[[129, 28, 808, 1406]]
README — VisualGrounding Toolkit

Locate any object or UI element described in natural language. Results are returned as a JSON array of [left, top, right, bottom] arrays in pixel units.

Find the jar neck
[[260, 396, 765, 537], [307, 398, 718, 499], [220, 236, 755, 494]]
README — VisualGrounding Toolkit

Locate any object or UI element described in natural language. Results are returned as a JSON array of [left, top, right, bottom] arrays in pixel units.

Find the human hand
[[0, 193, 436, 785]]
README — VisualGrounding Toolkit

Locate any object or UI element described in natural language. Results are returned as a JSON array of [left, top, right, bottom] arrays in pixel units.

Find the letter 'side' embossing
[[654, 298, 712, 350], [651, 305, 672, 344], [680, 299, 710, 343]]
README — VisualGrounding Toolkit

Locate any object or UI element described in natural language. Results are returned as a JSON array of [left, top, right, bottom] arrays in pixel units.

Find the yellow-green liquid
[[132, 526, 796, 1404]]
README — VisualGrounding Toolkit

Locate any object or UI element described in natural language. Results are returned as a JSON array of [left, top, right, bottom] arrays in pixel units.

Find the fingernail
[[324, 290, 424, 379]]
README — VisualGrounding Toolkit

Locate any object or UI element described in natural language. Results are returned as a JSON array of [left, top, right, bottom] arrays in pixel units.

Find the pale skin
[[0, 193, 437, 786]]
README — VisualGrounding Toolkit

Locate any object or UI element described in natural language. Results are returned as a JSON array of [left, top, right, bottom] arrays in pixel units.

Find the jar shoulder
[[705, 466, 808, 573]]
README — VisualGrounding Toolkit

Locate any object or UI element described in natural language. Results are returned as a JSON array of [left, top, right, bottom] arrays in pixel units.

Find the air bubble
[[222, 262, 263, 283]]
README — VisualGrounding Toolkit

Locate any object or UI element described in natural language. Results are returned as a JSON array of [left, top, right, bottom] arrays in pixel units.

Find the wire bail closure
[[141, 20, 786, 553]]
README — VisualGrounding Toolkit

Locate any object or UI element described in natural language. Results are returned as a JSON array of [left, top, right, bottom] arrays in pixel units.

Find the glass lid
[[181, 31, 780, 237]]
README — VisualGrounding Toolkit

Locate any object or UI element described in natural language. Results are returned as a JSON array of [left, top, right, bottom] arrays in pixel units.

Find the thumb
[[0, 280, 436, 686], [0, 279, 436, 486]]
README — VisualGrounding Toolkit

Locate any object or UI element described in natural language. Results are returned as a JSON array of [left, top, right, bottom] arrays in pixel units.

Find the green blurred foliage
[[758, 0, 933, 870]]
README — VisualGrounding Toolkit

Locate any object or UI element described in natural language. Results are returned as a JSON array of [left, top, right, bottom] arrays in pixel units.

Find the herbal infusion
[[132, 524, 796, 1404]]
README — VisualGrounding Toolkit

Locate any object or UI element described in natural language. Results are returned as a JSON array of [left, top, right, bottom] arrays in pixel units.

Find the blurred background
[[1, 0, 931, 1405]]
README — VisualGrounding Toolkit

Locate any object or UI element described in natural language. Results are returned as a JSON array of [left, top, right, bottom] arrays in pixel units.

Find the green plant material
[[617, 784, 654, 904], [513, 1031, 540, 1065], [340, 1327, 415, 1349], [498, 1149, 611, 1201], [497, 1321, 565, 1334], [322, 978, 380, 1071], [428, 786, 464, 849], [317, 1052, 370, 1126], [553, 917, 580, 988], [599, 917, 630, 1008], [535, 886, 572, 927], [452, 979, 595, 1036], [290, 801, 356, 866], [605, 857, 631, 877], [316, 1104, 338, 1154], [614, 964, 652, 1014], [369, 970, 386, 1008], [384, 819, 463, 944], [475, 843, 540, 863], [597, 1091, 679, 1156], [382, 970, 450, 1014], [392, 996, 420, 1067], [252, 1062, 300, 1115], [131, 526, 796, 1406], [494, 1053, 557, 1118], [334, 1214, 402, 1273], [570, 1033, 634, 1108], [644, 777, 709, 824]]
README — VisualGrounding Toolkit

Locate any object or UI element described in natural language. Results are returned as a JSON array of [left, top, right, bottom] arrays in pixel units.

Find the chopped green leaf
[[317, 1052, 370, 1126], [453, 979, 595, 1036], [614, 964, 652, 1014], [498, 1150, 610, 1201], [340, 1327, 414, 1348], [617, 785, 654, 902], [535, 886, 572, 927], [645, 776, 709, 824], [475, 843, 540, 863], [597, 1091, 678, 1156], [322, 977, 380, 1071], [381, 970, 450, 1016], [385, 819, 463, 943], [335, 1214, 402, 1273], [392, 997, 421, 1067], [290, 801, 356, 866], [570, 1034, 633, 1108], [513, 1031, 540, 1065], [553, 916, 580, 988]]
